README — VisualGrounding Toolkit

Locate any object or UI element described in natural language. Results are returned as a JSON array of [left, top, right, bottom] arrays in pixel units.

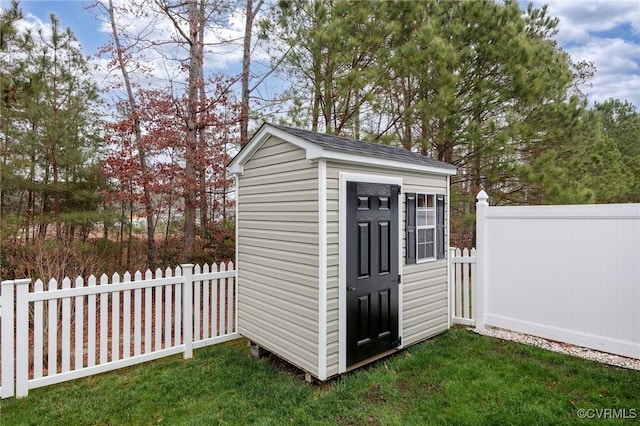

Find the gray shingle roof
[[268, 123, 456, 171]]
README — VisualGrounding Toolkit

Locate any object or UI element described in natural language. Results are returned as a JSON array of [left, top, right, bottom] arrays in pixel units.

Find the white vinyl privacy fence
[[0, 263, 239, 398], [473, 191, 640, 359]]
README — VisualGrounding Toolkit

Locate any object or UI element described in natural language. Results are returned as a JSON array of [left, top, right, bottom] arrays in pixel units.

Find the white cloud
[[93, 0, 270, 86], [548, 0, 639, 44], [4, 0, 278, 122], [570, 37, 640, 74], [529, 0, 640, 108], [588, 73, 640, 107]]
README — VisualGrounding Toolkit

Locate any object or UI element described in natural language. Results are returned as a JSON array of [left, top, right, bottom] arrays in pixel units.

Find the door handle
[[347, 286, 357, 291]]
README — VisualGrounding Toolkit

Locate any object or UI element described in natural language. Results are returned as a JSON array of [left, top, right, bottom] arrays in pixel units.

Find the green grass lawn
[[2, 328, 639, 425]]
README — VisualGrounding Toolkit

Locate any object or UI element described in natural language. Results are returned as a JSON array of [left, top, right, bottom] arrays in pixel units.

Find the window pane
[[427, 210, 435, 226], [418, 243, 426, 259], [426, 242, 434, 258], [417, 194, 426, 208], [426, 228, 434, 243], [427, 194, 434, 208], [417, 210, 427, 226], [418, 228, 427, 243]]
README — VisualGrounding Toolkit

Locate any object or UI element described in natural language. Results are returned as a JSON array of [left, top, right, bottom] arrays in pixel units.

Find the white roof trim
[[228, 123, 456, 176], [228, 125, 323, 174], [309, 150, 457, 175]]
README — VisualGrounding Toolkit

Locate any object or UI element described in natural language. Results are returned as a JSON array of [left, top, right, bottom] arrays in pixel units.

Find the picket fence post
[[1, 280, 22, 398], [182, 264, 194, 359], [14, 279, 31, 398], [448, 247, 455, 327], [475, 190, 488, 330]]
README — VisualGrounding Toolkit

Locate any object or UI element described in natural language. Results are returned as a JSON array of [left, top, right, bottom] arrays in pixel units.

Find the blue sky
[[13, 1, 105, 52], [3, 0, 640, 109]]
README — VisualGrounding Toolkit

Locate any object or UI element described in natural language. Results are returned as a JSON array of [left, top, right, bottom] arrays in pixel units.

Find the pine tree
[[1, 9, 103, 244], [593, 99, 640, 202]]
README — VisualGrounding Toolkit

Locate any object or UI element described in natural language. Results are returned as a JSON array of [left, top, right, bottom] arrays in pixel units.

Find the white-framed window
[[406, 192, 445, 264], [416, 194, 436, 261]]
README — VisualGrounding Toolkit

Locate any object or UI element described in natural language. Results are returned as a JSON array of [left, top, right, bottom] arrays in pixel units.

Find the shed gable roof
[[229, 123, 457, 175]]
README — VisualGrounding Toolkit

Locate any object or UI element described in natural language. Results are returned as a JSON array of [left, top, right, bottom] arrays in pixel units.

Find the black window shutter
[[406, 193, 416, 264], [436, 194, 445, 259]]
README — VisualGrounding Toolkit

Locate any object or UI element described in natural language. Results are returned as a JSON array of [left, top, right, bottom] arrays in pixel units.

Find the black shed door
[[346, 181, 400, 366]]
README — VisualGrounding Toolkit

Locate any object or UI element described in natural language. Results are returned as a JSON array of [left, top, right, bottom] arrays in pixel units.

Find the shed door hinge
[[392, 337, 402, 348], [398, 274, 401, 284]]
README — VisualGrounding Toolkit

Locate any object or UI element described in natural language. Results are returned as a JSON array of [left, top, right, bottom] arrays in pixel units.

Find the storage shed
[[228, 123, 457, 381]]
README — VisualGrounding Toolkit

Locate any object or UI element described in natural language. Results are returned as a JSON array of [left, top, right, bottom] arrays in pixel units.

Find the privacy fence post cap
[[476, 190, 489, 205]]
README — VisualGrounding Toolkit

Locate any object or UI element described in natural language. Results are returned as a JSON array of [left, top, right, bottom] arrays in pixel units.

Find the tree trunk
[[312, 75, 321, 132], [165, 195, 172, 247], [322, 51, 333, 134], [183, 0, 204, 262], [240, 0, 253, 146], [127, 199, 133, 271], [240, 0, 264, 145], [118, 201, 125, 268], [107, 0, 156, 269], [52, 151, 61, 239], [197, 0, 208, 229], [39, 165, 50, 240], [403, 78, 413, 150]]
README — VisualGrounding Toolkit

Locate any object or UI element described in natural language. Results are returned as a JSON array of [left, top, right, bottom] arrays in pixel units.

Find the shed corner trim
[[317, 159, 328, 380]]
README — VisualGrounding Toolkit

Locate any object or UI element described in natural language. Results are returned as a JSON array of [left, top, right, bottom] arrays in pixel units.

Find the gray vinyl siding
[[237, 136, 320, 376], [401, 174, 449, 346], [324, 162, 449, 377]]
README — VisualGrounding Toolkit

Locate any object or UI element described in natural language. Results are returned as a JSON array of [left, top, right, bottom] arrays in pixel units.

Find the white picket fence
[[450, 247, 476, 326], [0, 262, 239, 399]]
